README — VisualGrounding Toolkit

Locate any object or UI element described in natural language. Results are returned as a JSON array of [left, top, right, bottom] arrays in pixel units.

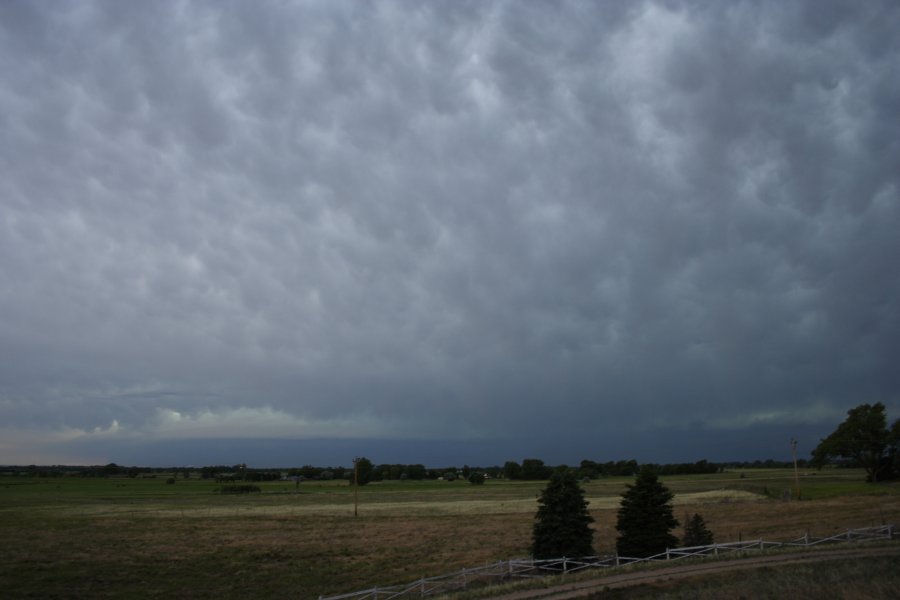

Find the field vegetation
[[1, 468, 898, 598], [585, 554, 900, 600]]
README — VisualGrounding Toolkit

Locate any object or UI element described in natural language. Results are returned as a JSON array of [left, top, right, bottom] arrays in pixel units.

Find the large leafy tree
[[892, 419, 900, 476], [616, 466, 679, 558], [532, 470, 594, 558], [811, 403, 900, 482], [504, 460, 523, 480], [522, 458, 553, 480], [353, 457, 374, 486]]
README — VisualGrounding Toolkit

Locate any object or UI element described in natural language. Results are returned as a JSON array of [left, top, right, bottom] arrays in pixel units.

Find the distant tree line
[[641, 460, 721, 476], [343, 461, 507, 485], [198, 465, 281, 481], [717, 459, 810, 469], [2, 463, 173, 478], [574, 459, 640, 479], [502, 458, 721, 481], [0, 457, 815, 481]]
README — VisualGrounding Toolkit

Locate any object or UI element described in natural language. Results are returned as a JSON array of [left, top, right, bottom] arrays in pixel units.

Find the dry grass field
[[582, 553, 900, 600], [0, 468, 897, 599]]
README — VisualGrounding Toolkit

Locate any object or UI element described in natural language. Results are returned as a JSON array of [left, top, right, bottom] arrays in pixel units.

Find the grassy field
[[585, 554, 900, 600], [0, 468, 898, 598]]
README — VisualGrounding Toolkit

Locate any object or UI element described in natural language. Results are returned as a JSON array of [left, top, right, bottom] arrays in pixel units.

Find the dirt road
[[488, 546, 900, 599]]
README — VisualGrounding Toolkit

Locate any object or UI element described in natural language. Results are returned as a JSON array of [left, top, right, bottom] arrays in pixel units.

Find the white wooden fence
[[318, 524, 895, 600]]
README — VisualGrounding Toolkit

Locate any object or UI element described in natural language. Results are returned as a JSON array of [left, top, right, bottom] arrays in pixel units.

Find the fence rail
[[319, 524, 895, 600]]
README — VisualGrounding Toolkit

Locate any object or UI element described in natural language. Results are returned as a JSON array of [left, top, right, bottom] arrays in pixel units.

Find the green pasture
[[2, 467, 895, 525], [643, 467, 896, 500], [0, 467, 893, 519], [0, 468, 892, 500]]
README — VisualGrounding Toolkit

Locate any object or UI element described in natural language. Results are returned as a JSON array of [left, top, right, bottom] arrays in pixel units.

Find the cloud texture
[[1, 1, 898, 465]]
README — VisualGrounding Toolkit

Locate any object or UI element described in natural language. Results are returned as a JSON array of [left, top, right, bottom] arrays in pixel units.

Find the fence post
[[462, 568, 467, 590], [615, 554, 619, 567], [420, 577, 425, 597], [665, 548, 670, 561], [714, 544, 718, 557], [563, 557, 568, 573]]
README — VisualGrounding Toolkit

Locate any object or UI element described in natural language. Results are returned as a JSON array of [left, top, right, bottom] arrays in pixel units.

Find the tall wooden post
[[791, 439, 801, 500], [353, 457, 359, 517]]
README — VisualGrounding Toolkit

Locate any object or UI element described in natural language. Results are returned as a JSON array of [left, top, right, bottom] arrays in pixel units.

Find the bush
[[165, 477, 176, 485], [468, 472, 486, 485]]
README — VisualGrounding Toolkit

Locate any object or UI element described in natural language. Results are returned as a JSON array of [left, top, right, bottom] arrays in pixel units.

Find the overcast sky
[[1, 1, 898, 468]]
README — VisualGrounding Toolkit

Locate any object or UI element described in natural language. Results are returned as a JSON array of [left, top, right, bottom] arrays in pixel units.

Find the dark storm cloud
[[1, 0, 898, 465]]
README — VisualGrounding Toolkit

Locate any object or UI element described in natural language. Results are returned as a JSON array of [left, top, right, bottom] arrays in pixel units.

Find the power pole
[[791, 439, 801, 500], [353, 457, 359, 517]]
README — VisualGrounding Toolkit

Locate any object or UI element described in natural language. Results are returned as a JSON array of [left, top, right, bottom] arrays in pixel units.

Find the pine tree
[[615, 466, 679, 557], [532, 470, 594, 558], [682, 513, 714, 547]]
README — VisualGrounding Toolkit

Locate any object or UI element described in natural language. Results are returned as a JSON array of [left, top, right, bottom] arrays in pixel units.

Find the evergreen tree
[[615, 466, 679, 557], [532, 470, 594, 558], [682, 513, 714, 547]]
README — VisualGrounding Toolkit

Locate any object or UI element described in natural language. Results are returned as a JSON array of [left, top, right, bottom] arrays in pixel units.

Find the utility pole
[[791, 439, 801, 500], [353, 457, 359, 517]]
